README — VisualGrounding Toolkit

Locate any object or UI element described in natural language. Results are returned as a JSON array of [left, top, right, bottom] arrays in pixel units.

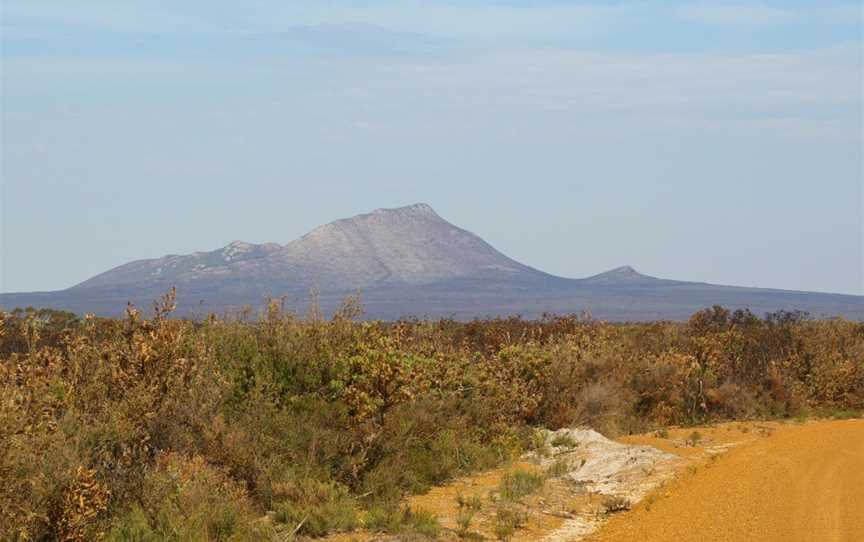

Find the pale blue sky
[[2, 1, 862, 295]]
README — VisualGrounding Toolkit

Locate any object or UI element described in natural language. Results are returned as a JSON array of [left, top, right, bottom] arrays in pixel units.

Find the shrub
[[685, 431, 703, 447], [2, 297, 861, 537], [364, 505, 404, 533], [456, 510, 475, 534], [109, 453, 270, 542], [545, 458, 573, 478], [456, 493, 483, 512], [363, 506, 439, 539], [550, 434, 578, 449], [271, 480, 358, 537], [601, 495, 631, 514], [493, 506, 526, 541], [498, 469, 545, 501], [404, 508, 441, 538]]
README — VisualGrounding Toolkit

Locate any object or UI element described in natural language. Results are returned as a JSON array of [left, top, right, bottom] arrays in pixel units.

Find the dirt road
[[591, 419, 864, 542]]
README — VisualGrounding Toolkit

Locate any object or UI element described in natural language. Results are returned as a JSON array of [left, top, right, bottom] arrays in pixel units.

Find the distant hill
[[2, 204, 862, 320]]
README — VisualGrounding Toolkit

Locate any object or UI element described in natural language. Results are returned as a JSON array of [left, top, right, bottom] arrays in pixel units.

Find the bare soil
[[590, 418, 864, 542], [322, 418, 864, 542]]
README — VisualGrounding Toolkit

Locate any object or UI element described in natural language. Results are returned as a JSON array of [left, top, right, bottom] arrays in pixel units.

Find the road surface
[[590, 419, 864, 542]]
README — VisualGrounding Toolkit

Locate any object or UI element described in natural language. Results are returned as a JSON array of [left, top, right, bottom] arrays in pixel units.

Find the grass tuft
[[498, 469, 545, 501]]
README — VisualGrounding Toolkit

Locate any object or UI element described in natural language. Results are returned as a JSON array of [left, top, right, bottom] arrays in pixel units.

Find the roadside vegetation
[[1, 292, 862, 540]]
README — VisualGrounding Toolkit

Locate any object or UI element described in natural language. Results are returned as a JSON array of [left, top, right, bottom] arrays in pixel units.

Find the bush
[[1, 297, 861, 537], [545, 458, 573, 478], [364, 505, 404, 533], [404, 508, 441, 538], [493, 506, 527, 541], [550, 434, 578, 449], [363, 506, 439, 538], [499, 469, 545, 501], [456, 493, 483, 512], [271, 480, 358, 537], [109, 453, 270, 542], [456, 509, 474, 533], [685, 431, 703, 447], [601, 495, 631, 514]]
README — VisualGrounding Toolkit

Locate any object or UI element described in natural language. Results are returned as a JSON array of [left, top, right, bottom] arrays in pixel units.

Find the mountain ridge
[[3, 203, 863, 321], [72, 203, 552, 293]]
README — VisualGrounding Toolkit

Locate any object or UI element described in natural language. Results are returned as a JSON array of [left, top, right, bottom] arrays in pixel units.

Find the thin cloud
[[0, 1, 647, 42], [674, 2, 861, 28], [4, 1, 859, 49], [5, 43, 859, 144]]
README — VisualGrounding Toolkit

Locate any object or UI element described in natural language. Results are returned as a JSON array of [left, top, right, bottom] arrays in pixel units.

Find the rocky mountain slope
[[2, 204, 862, 320], [72, 203, 550, 293]]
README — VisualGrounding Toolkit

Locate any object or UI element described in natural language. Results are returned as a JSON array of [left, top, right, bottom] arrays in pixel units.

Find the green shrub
[[545, 458, 573, 478], [272, 480, 358, 537], [493, 506, 526, 541], [404, 508, 441, 538], [827, 409, 862, 420], [110, 453, 270, 542], [498, 469, 545, 501], [456, 493, 483, 512], [550, 434, 578, 449], [456, 510, 474, 533], [685, 431, 703, 447], [364, 506, 439, 539], [364, 505, 404, 533], [107, 506, 161, 542]]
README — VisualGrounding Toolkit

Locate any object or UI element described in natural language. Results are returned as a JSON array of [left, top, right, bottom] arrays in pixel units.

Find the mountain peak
[[371, 202, 438, 217], [281, 203, 537, 288], [223, 240, 253, 255], [584, 265, 654, 283], [608, 265, 640, 276]]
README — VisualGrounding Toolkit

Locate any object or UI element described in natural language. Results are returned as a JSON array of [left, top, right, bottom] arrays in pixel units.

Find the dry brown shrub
[[55, 466, 111, 541]]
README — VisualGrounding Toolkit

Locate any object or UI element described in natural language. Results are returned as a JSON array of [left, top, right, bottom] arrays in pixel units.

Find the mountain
[[583, 265, 662, 284], [2, 204, 862, 321], [71, 203, 551, 293]]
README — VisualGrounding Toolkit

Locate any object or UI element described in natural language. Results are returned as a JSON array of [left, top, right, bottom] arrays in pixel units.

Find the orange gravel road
[[590, 419, 864, 542]]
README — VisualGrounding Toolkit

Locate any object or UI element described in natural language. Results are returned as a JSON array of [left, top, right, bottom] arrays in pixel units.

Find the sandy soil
[[407, 427, 680, 542], [317, 419, 863, 542], [590, 419, 864, 542]]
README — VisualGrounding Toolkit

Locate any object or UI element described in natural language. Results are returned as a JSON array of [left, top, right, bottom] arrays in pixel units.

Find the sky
[[1, 0, 862, 295]]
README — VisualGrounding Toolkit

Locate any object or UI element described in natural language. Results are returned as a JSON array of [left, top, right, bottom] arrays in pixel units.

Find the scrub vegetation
[[1, 291, 862, 541]]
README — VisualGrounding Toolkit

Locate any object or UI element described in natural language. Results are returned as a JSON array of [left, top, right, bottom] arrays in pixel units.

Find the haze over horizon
[[2, 1, 863, 296]]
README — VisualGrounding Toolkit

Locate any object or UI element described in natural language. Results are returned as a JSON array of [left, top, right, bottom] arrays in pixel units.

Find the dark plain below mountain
[[2, 204, 862, 321]]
